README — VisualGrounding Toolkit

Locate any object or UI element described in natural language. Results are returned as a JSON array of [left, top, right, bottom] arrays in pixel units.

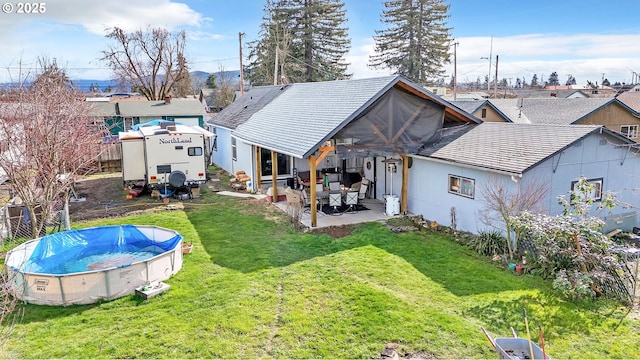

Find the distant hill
[[73, 70, 241, 94]]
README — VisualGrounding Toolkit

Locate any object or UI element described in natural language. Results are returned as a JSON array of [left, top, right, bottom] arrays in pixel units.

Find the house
[[450, 100, 510, 122], [488, 98, 640, 141], [90, 97, 209, 135], [617, 90, 640, 113], [207, 75, 481, 227], [413, 122, 640, 234], [208, 75, 640, 232]]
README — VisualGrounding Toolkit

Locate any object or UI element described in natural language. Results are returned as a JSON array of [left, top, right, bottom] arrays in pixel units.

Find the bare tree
[[101, 26, 190, 100], [0, 59, 111, 239], [215, 65, 236, 110], [479, 176, 550, 259]]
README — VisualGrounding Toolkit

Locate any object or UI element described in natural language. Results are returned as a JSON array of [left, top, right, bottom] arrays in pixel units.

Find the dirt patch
[[68, 171, 231, 222], [69, 174, 159, 221], [308, 224, 355, 238]]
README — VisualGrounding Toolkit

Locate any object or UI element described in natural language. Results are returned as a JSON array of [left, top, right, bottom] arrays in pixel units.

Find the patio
[[273, 198, 397, 229]]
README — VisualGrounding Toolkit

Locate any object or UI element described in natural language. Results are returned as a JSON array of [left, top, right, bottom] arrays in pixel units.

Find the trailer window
[[188, 147, 203, 156]]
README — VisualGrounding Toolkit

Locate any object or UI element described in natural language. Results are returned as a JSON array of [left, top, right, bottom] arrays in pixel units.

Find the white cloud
[[1, 0, 203, 35], [348, 33, 640, 85]]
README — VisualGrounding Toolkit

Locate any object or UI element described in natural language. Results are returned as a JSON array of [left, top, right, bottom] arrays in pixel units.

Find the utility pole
[[494, 55, 499, 99], [273, 46, 279, 86], [452, 41, 459, 100], [238, 32, 245, 95]]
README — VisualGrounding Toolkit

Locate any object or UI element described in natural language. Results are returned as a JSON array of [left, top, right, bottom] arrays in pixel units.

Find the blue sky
[[1, 0, 639, 86]]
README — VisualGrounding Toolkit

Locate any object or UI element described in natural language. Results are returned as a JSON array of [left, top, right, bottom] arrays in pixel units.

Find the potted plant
[[182, 241, 193, 254]]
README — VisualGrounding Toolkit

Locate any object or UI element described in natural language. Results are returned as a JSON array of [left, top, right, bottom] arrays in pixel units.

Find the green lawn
[[3, 193, 639, 359]]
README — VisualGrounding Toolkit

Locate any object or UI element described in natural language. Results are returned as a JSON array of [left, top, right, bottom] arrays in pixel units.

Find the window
[[481, 108, 487, 118], [188, 147, 202, 156], [260, 148, 291, 176], [571, 177, 603, 202], [448, 175, 475, 198], [123, 117, 134, 130], [211, 127, 217, 151], [620, 125, 638, 139], [231, 138, 237, 161]]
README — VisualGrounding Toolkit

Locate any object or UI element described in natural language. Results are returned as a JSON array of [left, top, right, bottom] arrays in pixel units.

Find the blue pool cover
[[17, 225, 182, 274]]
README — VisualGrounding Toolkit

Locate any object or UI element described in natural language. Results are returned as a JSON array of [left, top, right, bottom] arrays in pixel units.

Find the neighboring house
[[440, 91, 489, 101], [617, 91, 640, 113], [451, 100, 510, 122], [488, 98, 640, 141], [207, 75, 481, 227], [413, 122, 640, 234], [90, 97, 209, 134]]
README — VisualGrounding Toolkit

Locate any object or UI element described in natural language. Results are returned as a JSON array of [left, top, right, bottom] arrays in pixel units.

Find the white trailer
[[119, 122, 214, 188]]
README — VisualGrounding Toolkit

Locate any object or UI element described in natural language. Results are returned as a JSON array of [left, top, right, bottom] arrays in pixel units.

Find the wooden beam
[[401, 154, 408, 214], [255, 146, 262, 190], [391, 105, 424, 143], [271, 150, 277, 202], [309, 155, 317, 227], [315, 145, 335, 167]]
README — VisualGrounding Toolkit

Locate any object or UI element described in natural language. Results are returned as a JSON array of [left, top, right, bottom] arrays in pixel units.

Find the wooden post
[[271, 150, 278, 202], [255, 147, 262, 191], [309, 155, 317, 227], [401, 154, 409, 215]]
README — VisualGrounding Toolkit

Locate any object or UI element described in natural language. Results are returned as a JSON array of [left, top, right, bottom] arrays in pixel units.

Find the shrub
[[468, 230, 509, 257]]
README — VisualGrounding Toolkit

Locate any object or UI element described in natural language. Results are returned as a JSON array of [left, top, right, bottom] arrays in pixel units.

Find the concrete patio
[[272, 198, 399, 229]]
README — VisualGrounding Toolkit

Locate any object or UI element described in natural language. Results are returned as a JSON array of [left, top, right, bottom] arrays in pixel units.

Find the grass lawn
[[3, 192, 639, 358]]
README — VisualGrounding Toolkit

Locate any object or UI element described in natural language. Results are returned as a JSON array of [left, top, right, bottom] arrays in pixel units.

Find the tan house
[[451, 100, 510, 123]]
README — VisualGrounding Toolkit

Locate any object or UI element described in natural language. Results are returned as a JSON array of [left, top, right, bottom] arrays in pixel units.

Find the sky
[[1, 0, 639, 87]]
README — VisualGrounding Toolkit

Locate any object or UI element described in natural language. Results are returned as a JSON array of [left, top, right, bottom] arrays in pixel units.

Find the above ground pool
[[4, 225, 184, 306]]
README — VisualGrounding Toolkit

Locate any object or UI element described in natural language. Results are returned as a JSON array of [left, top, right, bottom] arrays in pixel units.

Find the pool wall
[[4, 225, 184, 306]]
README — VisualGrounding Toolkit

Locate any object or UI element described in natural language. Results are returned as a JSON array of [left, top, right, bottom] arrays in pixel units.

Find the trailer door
[[121, 139, 146, 183]]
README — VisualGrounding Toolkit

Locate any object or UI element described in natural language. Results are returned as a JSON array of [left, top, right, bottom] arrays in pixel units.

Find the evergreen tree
[[531, 74, 539, 87], [206, 74, 218, 89], [547, 71, 560, 86], [369, 0, 452, 85], [566, 74, 576, 85], [246, 0, 351, 85]]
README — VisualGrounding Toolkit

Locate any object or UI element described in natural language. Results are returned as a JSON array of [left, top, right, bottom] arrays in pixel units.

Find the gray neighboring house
[[413, 122, 640, 234]]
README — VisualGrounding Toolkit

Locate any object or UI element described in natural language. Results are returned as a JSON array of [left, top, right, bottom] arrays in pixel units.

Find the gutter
[[412, 153, 524, 178]]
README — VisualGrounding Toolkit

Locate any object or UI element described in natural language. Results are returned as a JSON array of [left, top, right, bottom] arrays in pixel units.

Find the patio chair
[[301, 189, 320, 212], [328, 192, 342, 215], [344, 191, 359, 214], [358, 178, 370, 200], [328, 181, 341, 192]]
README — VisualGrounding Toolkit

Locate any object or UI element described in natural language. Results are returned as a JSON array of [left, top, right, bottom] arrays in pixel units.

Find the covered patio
[[230, 76, 480, 228]]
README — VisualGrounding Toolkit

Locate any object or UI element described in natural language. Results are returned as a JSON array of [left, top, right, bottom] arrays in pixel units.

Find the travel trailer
[[119, 121, 214, 189]]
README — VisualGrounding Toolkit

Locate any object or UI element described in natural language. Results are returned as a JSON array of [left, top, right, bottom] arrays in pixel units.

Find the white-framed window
[[448, 175, 475, 198], [620, 125, 638, 139], [231, 137, 237, 161], [481, 108, 487, 118], [571, 177, 603, 202]]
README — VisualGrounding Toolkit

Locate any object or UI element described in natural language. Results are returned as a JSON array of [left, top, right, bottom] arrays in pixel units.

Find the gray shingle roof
[[489, 98, 611, 124], [207, 85, 289, 130], [450, 100, 485, 114], [88, 102, 117, 117], [116, 98, 206, 117], [617, 91, 640, 113], [429, 122, 602, 174], [233, 76, 401, 158]]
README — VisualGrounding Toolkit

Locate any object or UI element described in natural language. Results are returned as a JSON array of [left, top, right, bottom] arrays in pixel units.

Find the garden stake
[[524, 308, 534, 359], [539, 325, 547, 360]]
